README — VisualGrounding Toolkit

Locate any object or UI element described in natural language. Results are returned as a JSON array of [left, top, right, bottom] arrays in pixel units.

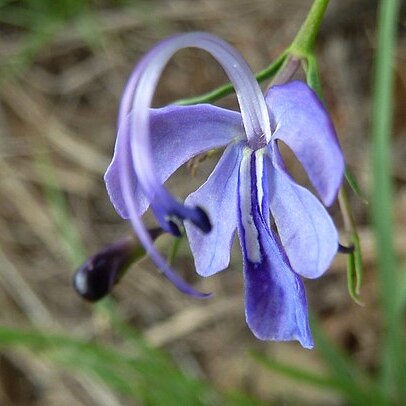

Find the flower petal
[[238, 147, 313, 348], [116, 112, 211, 298], [265, 81, 344, 206], [104, 104, 243, 219], [184, 141, 243, 277], [267, 150, 338, 279]]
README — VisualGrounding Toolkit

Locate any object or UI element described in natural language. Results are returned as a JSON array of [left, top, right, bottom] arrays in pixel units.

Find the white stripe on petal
[[255, 148, 267, 217], [239, 147, 261, 263], [256, 153, 264, 213]]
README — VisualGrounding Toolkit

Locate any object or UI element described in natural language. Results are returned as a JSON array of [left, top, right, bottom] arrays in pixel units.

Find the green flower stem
[[290, 0, 330, 55]]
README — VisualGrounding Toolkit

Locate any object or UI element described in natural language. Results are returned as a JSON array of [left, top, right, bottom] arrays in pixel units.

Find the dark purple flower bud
[[73, 229, 161, 302]]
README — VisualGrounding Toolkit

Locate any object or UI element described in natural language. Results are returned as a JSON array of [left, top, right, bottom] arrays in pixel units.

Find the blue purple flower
[[104, 33, 344, 348]]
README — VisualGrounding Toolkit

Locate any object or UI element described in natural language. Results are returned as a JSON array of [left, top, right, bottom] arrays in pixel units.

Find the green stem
[[290, 0, 330, 54], [371, 0, 403, 400]]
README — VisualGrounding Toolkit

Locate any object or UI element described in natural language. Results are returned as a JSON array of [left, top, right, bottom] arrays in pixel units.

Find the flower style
[[104, 33, 344, 348]]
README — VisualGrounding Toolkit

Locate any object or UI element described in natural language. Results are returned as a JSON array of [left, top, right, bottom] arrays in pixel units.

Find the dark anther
[[167, 219, 182, 237], [338, 243, 355, 254], [191, 206, 212, 233], [164, 206, 211, 236]]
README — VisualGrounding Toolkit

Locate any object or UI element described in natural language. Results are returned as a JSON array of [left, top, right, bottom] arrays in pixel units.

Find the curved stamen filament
[[119, 33, 271, 235]]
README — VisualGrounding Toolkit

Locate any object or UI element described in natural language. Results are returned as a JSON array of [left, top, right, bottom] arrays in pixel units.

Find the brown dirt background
[[0, 0, 405, 404]]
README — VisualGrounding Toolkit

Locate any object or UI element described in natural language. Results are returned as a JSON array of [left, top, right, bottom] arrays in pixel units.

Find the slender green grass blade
[[371, 0, 405, 400], [395, 261, 406, 315]]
